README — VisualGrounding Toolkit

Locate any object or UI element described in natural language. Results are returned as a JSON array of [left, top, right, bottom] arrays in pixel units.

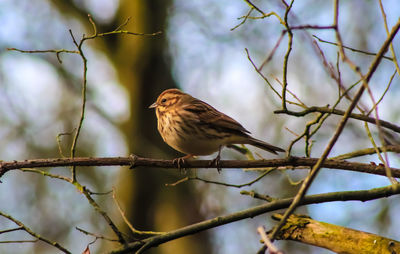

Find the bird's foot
[[209, 146, 223, 173], [173, 154, 193, 174], [210, 153, 222, 173]]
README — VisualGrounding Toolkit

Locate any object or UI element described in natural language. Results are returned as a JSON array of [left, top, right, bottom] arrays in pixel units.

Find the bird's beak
[[149, 102, 158, 108]]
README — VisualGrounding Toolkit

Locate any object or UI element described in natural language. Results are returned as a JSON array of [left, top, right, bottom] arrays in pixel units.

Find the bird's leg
[[173, 154, 193, 174], [210, 146, 223, 173]]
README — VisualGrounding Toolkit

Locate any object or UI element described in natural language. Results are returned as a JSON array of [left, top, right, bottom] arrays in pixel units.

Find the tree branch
[[272, 213, 400, 253], [1, 155, 400, 179], [274, 106, 400, 134], [109, 184, 400, 254]]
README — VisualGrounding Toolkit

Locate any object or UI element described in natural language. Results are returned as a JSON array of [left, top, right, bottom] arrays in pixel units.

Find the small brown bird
[[149, 88, 284, 167]]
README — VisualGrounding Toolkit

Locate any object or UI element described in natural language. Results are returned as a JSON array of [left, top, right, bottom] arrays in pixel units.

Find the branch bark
[[1, 155, 400, 178], [274, 106, 400, 133], [272, 214, 400, 254]]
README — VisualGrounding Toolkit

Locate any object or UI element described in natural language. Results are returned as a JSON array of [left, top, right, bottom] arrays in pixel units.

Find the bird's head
[[149, 88, 189, 114]]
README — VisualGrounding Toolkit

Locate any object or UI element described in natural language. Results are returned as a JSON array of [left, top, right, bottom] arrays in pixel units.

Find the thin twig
[[378, 0, 400, 74], [68, 29, 87, 183], [0, 240, 38, 244], [166, 170, 274, 188], [243, 0, 265, 15], [332, 145, 400, 160], [75, 227, 119, 242], [79, 184, 127, 245], [19, 168, 72, 182], [364, 123, 397, 184], [0, 227, 23, 234], [56, 129, 76, 158], [231, 8, 254, 31], [274, 106, 400, 134], [257, 226, 284, 254], [6, 48, 79, 63], [112, 188, 164, 237], [114, 17, 132, 31], [246, 49, 304, 107], [367, 70, 396, 116], [259, 31, 286, 71], [312, 35, 393, 61], [281, 0, 294, 110], [289, 25, 335, 30], [246, 48, 282, 99], [240, 190, 276, 202], [0, 211, 71, 253], [274, 77, 307, 107]]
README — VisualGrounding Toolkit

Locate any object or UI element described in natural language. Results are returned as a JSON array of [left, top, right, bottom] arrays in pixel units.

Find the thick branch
[[272, 214, 400, 254], [109, 184, 400, 254], [1, 156, 400, 178]]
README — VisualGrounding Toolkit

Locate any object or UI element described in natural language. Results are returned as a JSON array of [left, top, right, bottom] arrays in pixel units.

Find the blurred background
[[0, 0, 400, 253]]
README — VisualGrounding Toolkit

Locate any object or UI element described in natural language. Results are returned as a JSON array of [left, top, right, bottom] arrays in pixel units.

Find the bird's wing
[[182, 98, 250, 135]]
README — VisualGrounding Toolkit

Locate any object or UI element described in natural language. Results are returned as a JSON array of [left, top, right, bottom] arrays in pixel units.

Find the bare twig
[[257, 226, 284, 254], [259, 31, 286, 71], [112, 188, 164, 237], [281, 0, 294, 110], [289, 25, 335, 30], [332, 145, 400, 160], [56, 129, 76, 158], [378, 0, 400, 75], [240, 191, 276, 202], [368, 71, 397, 117], [19, 168, 72, 182], [364, 123, 397, 184], [243, 0, 265, 16], [166, 170, 274, 188], [68, 28, 87, 183], [231, 8, 254, 31], [0, 211, 70, 253], [275, 106, 400, 134], [78, 184, 127, 245], [312, 35, 393, 61], [0, 227, 23, 235], [0, 240, 38, 244], [76, 227, 119, 243], [6, 48, 78, 63]]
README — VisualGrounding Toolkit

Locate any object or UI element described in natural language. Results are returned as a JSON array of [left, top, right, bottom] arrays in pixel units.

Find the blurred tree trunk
[[108, 1, 211, 253]]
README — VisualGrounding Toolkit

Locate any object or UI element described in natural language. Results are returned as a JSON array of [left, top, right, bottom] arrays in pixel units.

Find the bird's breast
[[157, 112, 225, 155]]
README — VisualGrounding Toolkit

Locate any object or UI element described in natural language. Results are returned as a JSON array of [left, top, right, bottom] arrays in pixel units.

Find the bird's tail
[[247, 137, 285, 154]]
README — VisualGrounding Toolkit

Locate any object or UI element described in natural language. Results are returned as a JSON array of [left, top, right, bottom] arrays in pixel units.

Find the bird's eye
[[161, 98, 167, 103]]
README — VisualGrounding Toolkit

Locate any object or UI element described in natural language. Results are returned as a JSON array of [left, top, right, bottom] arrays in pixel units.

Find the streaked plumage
[[149, 88, 284, 160]]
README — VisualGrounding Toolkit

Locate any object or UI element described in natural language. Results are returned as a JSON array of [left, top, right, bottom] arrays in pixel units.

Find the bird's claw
[[210, 154, 222, 173], [173, 155, 192, 174]]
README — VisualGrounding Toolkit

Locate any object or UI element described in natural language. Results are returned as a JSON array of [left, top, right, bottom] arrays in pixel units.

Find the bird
[[149, 88, 284, 170]]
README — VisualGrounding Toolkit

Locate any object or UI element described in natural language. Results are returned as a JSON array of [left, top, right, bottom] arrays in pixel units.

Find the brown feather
[[182, 97, 250, 136]]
